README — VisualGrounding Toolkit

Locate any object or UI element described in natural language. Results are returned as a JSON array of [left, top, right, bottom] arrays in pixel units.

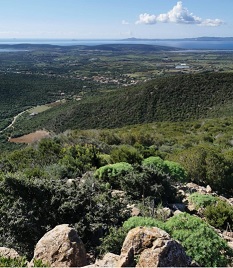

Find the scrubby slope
[[16, 72, 233, 133]]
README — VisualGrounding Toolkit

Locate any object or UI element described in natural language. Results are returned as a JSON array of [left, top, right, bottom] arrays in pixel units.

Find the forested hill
[[24, 72, 233, 133]]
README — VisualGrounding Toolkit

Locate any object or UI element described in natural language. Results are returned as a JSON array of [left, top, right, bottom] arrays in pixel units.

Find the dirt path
[[0, 109, 28, 134]]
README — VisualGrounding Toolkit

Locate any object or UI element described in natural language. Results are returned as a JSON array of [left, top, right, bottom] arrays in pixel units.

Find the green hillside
[[12, 72, 233, 134]]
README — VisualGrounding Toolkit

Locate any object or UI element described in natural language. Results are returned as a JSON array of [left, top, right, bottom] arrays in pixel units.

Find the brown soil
[[9, 130, 50, 144]]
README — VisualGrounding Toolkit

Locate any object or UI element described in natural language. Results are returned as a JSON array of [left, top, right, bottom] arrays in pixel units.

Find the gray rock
[[117, 226, 191, 267], [31, 224, 87, 267], [0, 247, 21, 259]]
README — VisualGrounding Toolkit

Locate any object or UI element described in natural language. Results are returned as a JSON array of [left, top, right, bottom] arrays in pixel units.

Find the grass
[[27, 105, 51, 114]]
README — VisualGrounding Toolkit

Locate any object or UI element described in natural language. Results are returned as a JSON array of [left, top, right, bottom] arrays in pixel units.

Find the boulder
[[206, 185, 212, 193], [0, 247, 21, 259], [95, 253, 120, 267], [127, 204, 141, 217], [117, 226, 191, 267], [32, 224, 87, 267], [156, 207, 173, 220]]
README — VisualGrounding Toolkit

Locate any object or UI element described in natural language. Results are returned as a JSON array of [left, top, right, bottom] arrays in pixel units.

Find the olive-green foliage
[[120, 165, 177, 203], [95, 162, 133, 188], [172, 144, 228, 192], [0, 257, 49, 268], [0, 256, 27, 267], [142, 156, 187, 182], [204, 199, 233, 230], [163, 160, 187, 182], [59, 144, 101, 178], [16, 72, 233, 133], [123, 216, 165, 231], [165, 213, 233, 267], [32, 259, 49, 267], [110, 145, 143, 164], [104, 213, 233, 267], [0, 172, 128, 258], [142, 156, 165, 172], [98, 226, 127, 256], [188, 193, 217, 209]]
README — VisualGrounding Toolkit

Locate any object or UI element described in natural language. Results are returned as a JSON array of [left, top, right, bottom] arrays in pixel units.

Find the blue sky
[[0, 0, 232, 39]]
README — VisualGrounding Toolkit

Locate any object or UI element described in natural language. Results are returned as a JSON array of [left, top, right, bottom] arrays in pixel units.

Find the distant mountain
[[81, 43, 180, 51], [122, 37, 233, 42], [0, 43, 180, 51]]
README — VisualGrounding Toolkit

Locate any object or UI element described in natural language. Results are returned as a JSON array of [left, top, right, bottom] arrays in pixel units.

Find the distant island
[[122, 37, 233, 42]]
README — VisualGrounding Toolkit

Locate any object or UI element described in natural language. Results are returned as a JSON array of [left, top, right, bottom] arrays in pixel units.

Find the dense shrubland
[[10, 72, 233, 135], [1, 71, 233, 266], [1, 118, 233, 266]]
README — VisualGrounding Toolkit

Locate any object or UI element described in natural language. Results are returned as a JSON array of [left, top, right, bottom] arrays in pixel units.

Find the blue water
[[0, 38, 233, 50]]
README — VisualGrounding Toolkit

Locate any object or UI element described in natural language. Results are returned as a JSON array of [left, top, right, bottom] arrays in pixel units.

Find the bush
[[142, 156, 165, 172], [95, 162, 133, 188], [0, 172, 128, 258], [110, 145, 143, 164], [123, 216, 165, 231], [142, 156, 187, 182], [188, 193, 217, 209], [165, 213, 233, 267], [100, 214, 233, 267], [98, 226, 127, 256], [204, 199, 233, 230], [163, 160, 187, 182], [0, 257, 27, 267]]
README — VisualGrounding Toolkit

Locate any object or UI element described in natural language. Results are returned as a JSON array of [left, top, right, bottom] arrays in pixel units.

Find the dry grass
[[9, 130, 50, 144]]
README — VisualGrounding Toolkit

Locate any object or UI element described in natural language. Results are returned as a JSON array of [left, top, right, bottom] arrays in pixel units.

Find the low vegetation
[[0, 44, 233, 266]]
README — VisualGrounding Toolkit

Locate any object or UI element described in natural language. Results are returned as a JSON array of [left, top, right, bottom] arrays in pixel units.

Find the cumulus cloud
[[136, 1, 223, 27], [201, 19, 223, 27]]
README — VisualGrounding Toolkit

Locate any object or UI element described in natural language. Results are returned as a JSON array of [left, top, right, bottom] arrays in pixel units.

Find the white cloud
[[136, 1, 223, 27], [122, 20, 130, 25], [136, 13, 157, 25], [200, 19, 223, 27]]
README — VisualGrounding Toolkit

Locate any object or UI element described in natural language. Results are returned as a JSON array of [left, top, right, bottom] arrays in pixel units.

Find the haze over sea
[[0, 39, 233, 50]]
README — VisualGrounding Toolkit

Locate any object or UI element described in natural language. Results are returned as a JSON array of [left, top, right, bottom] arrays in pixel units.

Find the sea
[[0, 39, 233, 51]]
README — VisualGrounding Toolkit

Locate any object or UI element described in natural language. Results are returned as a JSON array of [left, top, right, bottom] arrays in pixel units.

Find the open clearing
[[9, 130, 50, 144]]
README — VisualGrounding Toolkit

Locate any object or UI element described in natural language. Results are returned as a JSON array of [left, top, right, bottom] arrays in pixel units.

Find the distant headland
[[121, 37, 233, 42]]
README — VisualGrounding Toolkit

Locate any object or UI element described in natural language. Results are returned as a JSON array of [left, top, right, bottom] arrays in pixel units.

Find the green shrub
[[188, 193, 217, 209], [123, 216, 165, 231], [163, 160, 187, 182], [165, 213, 233, 267], [95, 162, 133, 188], [110, 145, 143, 164], [100, 214, 233, 267], [0, 256, 27, 267], [32, 258, 49, 267], [142, 156, 187, 182], [204, 199, 233, 230], [98, 226, 127, 256], [142, 156, 165, 172]]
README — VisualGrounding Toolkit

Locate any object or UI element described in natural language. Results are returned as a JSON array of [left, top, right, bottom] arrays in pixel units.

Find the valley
[[1, 43, 233, 267]]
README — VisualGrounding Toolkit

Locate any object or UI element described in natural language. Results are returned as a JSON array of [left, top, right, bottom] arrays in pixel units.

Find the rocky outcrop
[[0, 247, 21, 259], [31, 224, 87, 267], [95, 253, 120, 267], [117, 226, 191, 267], [87, 226, 192, 268]]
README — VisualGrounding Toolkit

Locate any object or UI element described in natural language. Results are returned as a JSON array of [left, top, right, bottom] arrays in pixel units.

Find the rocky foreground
[[0, 223, 194, 267], [1, 182, 233, 267]]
